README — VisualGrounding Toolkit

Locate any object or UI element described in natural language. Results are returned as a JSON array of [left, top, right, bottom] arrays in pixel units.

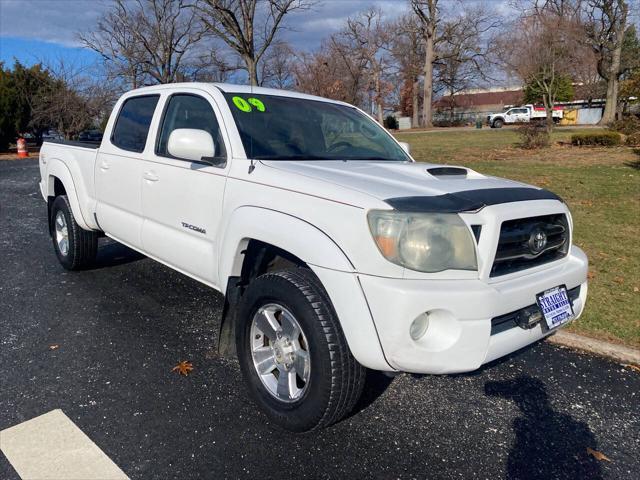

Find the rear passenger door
[[140, 91, 230, 286], [96, 94, 160, 249]]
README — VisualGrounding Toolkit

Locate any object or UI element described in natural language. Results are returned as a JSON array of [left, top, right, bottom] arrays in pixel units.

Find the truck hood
[[261, 160, 533, 203]]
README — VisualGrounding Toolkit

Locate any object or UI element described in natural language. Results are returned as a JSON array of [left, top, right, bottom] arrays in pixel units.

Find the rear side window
[[111, 95, 160, 153]]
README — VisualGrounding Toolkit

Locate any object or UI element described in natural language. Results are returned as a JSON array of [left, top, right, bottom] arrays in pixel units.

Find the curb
[[547, 330, 640, 366]]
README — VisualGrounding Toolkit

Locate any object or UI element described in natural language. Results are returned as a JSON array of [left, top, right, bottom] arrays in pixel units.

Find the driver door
[[140, 91, 230, 286]]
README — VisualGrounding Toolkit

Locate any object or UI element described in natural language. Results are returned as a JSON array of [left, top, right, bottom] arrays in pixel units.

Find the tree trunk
[[543, 95, 554, 134], [375, 72, 383, 124], [422, 34, 434, 128], [245, 56, 259, 86], [412, 78, 419, 128], [599, 17, 625, 125]]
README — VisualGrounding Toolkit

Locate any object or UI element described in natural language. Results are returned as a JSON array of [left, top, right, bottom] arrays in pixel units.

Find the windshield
[[223, 93, 410, 161]]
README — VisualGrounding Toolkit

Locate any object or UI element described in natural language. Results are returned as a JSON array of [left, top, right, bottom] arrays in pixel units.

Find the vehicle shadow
[[348, 370, 396, 417], [485, 375, 603, 480], [92, 238, 146, 268]]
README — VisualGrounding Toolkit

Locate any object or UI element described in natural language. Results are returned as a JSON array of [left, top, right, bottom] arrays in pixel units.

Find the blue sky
[[0, 0, 412, 69]]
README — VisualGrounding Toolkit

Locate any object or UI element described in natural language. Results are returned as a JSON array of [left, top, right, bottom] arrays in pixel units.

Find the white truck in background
[[488, 104, 563, 128], [38, 83, 587, 432]]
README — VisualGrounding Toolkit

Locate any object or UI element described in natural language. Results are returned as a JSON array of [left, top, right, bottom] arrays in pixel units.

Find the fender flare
[[218, 206, 354, 291], [46, 159, 92, 230], [218, 206, 392, 371]]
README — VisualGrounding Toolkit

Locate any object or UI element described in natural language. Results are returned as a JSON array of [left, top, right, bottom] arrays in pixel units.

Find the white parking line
[[0, 409, 128, 480]]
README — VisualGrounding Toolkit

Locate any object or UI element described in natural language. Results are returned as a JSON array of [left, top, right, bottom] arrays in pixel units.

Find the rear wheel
[[236, 268, 365, 432], [50, 195, 98, 270]]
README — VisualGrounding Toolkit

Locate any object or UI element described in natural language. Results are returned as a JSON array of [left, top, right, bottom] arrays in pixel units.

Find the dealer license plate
[[536, 285, 574, 330]]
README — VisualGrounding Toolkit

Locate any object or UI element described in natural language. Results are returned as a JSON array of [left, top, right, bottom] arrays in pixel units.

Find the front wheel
[[50, 195, 98, 270], [492, 118, 504, 128], [236, 268, 365, 432]]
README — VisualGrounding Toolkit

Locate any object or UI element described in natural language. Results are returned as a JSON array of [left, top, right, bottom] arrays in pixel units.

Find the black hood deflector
[[385, 187, 562, 213]]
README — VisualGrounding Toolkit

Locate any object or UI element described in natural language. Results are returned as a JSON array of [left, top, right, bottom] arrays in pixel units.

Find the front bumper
[[357, 246, 588, 374]]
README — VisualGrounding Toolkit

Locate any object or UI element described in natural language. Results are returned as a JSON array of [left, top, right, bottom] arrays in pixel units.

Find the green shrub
[[436, 118, 467, 127], [383, 115, 399, 130], [608, 115, 640, 136], [625, 131, 640, 146], [571, 132, 621, 146], [516, 122, 550, 149]]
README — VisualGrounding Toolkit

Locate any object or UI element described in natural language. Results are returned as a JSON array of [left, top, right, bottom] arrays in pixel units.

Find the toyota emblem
[[529, 228, 548, 255]]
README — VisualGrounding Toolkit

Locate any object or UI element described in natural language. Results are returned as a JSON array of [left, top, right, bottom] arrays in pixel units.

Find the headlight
[[367, 210, 478, 273]]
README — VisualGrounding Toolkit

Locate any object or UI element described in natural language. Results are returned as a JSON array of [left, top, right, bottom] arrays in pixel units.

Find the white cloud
[[0, 0, 108, 47], [0, 0, 410, 51]]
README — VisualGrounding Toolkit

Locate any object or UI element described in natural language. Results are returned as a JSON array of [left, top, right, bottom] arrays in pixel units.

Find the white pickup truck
[[488, 104, 563, 128], [39, 83, 588, 431]]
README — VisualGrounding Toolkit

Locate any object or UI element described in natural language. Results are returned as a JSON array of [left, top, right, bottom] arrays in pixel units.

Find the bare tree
[[187, 48, 241, 82], [196, 0, 315, 86], [79, 0, 205, 87], [294, 46, 358, 102], [31, 60, 115, 139], [498, 11, 578, 132], [434, 5, 501, 121], [393, 14, 424, 127], [260, 42, 296, 88], [411, 0, 439, 127], [339, 8, 392, 123], [585, 0, 630, 123]]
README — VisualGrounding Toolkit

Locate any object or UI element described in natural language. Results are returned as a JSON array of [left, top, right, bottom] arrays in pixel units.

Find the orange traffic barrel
[[17, 137, 29, 158]]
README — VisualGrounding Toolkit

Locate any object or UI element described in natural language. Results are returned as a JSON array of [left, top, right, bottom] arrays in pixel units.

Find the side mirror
[[168, 128, 217, 163], [399, 142, 410, 154]]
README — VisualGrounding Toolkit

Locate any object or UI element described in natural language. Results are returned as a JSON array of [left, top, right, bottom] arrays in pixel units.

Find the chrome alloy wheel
[[250, 303, 311, 402], [54, 211, 69, 256]]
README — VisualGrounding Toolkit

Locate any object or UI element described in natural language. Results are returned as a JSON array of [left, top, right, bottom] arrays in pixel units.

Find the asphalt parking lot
[[1, 158, 638, 479]]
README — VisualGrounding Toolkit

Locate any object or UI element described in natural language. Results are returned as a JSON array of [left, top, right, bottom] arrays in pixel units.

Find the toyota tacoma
[[39, 83, 588, 431]]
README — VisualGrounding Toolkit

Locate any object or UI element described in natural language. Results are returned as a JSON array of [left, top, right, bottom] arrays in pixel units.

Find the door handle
[[99, 161, 110, 171], [143, 171, 159, 182]]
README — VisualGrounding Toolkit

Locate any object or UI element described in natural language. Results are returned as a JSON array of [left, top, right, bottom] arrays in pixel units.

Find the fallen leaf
[[587, 271, 596, 280], [172, 360, 193, 376], [49, 344, 59, 350], [633, 286, 639, 292], [623, 364, 640, 373], [613, 276, 625, 284], [587, 448, 611, 462]]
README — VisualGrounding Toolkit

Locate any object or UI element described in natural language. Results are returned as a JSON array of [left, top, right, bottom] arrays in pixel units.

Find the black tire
[[50, 195, 98, 270], [236, 268, 366, 432], [492, 118, 504, 128]]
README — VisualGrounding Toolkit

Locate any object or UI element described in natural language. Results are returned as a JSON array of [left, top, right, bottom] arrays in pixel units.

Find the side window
[[156, 94, 226, 160], [111, 95, 160, 153]]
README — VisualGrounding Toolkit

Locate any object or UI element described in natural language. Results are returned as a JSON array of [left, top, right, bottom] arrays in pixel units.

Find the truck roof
[[125, 82, 350, 107]]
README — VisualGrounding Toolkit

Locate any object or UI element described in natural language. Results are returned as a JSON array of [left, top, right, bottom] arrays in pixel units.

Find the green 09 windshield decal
[[232, 96, 265, 113]]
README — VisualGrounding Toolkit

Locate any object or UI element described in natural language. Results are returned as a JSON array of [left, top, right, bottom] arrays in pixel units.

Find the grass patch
[[395, 127, 640, 347]]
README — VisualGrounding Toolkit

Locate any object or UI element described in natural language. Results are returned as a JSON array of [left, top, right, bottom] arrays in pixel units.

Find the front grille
[[490, 285, 581, 335], [491, 214, 569, 277]]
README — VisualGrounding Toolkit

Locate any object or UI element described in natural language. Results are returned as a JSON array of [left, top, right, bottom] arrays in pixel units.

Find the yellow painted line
[[0, 409, 128, 480]]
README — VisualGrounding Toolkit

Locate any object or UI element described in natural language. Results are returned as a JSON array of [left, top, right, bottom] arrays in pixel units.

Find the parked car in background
[[78, 130, 103, 142], [38, 83, 588, 432], [42, 130, 64, 142], [488, 104, 563, 128]]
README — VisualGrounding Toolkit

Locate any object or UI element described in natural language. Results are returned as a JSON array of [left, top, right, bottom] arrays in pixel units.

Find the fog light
[[410, 313, 430, 340]]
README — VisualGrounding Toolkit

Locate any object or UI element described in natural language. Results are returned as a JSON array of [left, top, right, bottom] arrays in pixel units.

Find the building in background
[[432, 86, 606, 126]]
